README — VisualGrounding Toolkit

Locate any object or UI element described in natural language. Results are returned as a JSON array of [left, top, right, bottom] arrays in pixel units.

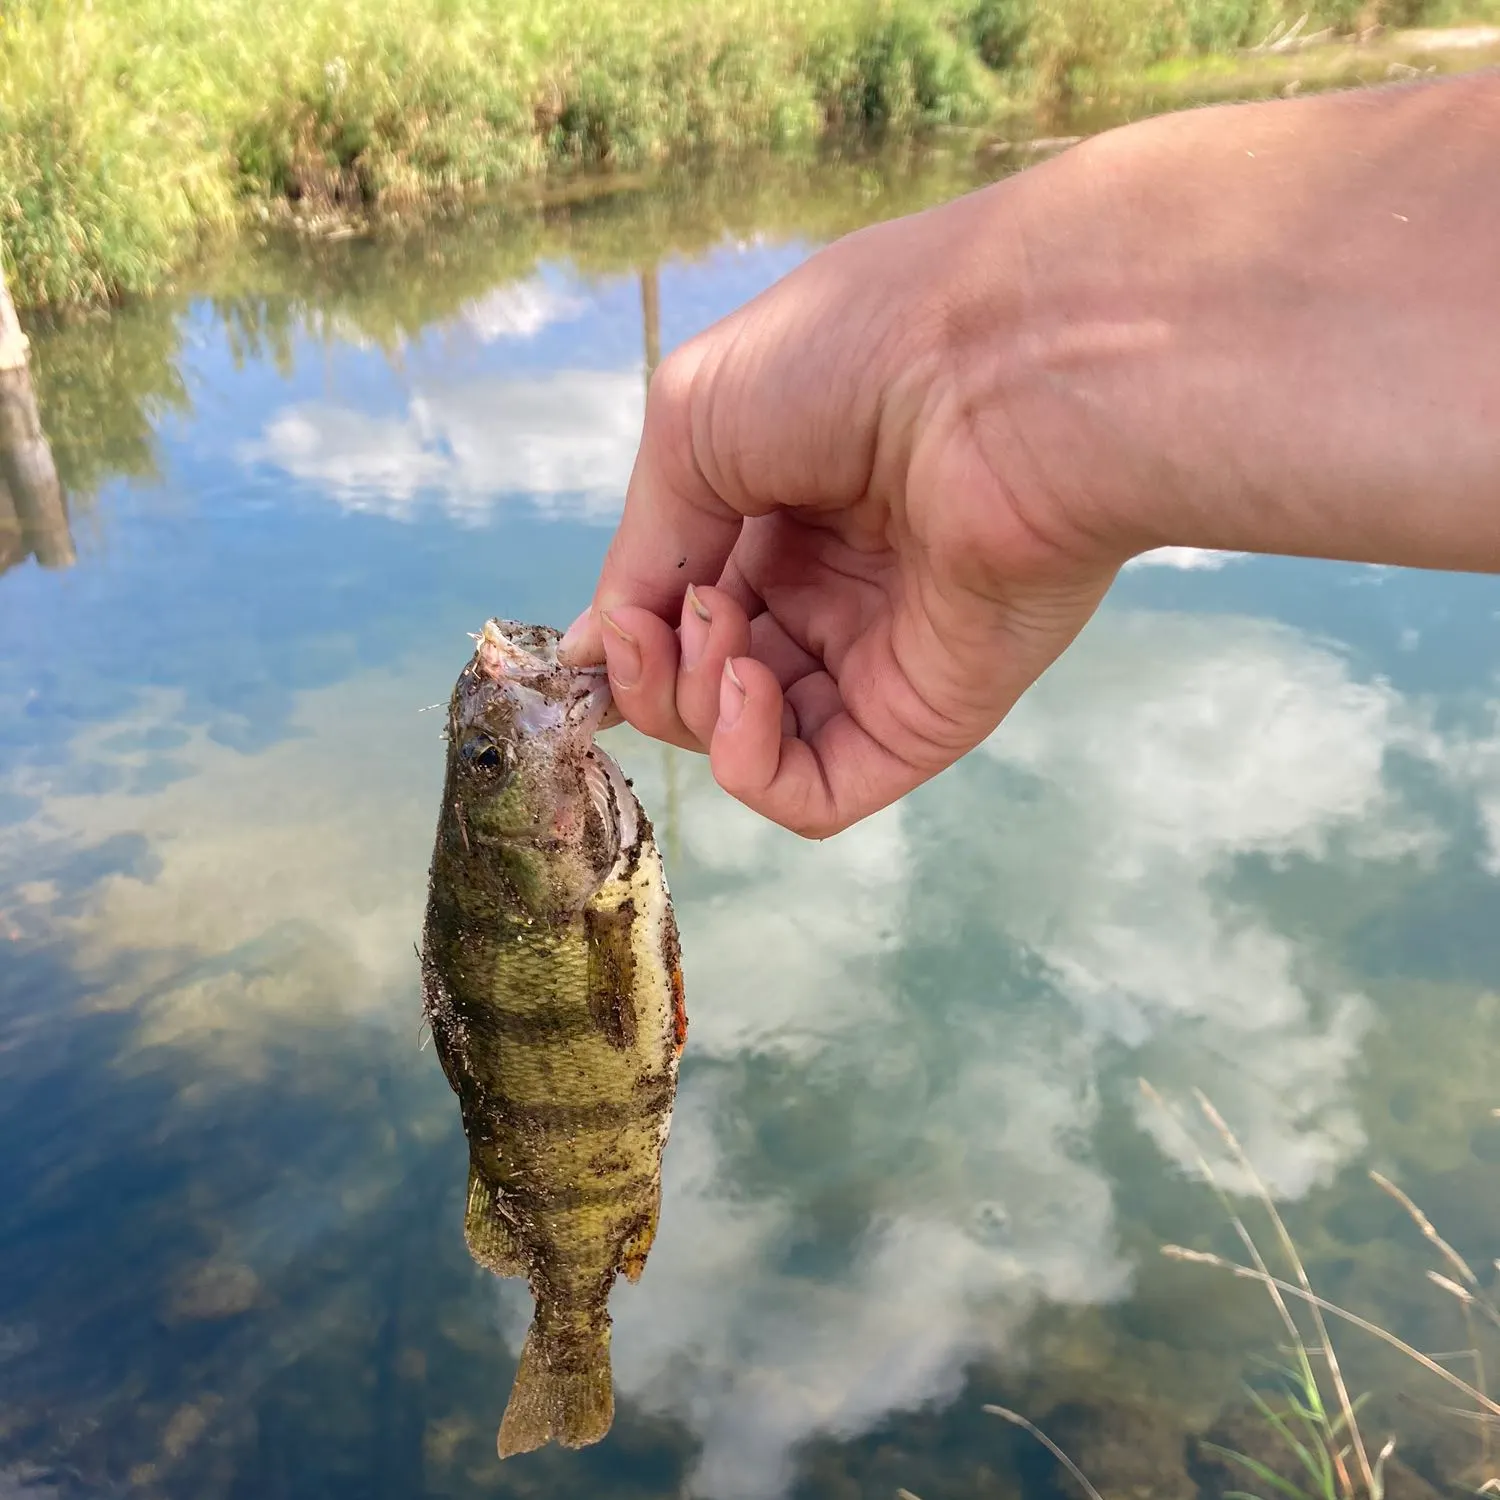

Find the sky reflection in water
[[4, 179, 1500, 1500]]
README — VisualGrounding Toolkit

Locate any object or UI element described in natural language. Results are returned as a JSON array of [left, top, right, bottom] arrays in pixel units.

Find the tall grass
[[24, 152, 988, 504], [1, 0, 1497, 307], [1153, 1085, 1500, 1497], [0, 0, 993, 307], [902, 1085, 1500, 1500]]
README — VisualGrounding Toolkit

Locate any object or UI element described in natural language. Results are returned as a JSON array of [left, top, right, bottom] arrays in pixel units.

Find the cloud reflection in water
[[0, 604, 1471, 1497], [238, 369, 643, 524], [458, 278, 587, 343], [979, 612, 1441, 1199]]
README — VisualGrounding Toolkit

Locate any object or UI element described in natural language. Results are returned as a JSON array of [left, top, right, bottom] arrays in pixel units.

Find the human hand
[[556, 178, 1125, 838], [558, 73, 1500, 840]]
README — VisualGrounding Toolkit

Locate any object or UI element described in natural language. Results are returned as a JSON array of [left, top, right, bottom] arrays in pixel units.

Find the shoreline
[[2, 6, 1497, 314]]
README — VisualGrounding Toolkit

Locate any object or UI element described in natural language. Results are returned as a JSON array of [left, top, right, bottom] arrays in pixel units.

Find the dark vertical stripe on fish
[[585, 900, 638, 1049]]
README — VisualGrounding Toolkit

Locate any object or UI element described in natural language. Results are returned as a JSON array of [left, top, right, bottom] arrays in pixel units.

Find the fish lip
[[474, 618, 551, 681], [465, 618, 614, 739], [471, 619, 608, 684]]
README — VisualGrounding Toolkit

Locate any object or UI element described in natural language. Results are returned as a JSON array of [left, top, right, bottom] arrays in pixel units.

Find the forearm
[[952, 70, 1500, 573]]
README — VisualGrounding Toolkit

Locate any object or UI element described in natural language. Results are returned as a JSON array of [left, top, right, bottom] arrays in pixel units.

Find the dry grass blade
[[1374, 1170, 1500, 1338], [1373, 1434, 1397, 1497], [1139, 1080, 1303, 1349], [1193, 1088, 1375, 1498], [1163, 1245, 1500, 1419], [1420, 1404, 1499, 1426], [1429, 1271, 1477, 1304], [1370, 1171, 1484, 1291], [984, 1405, 1107, 1500], [1372, 1165, 1500, 1473]]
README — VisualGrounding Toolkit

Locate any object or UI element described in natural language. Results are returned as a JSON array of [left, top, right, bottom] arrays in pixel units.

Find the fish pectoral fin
[[619, 1184, 661, 1284], [585, 901, 638, 1049], [464, 1164, 528, 1278]]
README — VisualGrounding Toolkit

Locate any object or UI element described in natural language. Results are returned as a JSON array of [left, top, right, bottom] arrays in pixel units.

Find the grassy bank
[[25, 152, 1001, 498], [2, 0, 1498, 309]]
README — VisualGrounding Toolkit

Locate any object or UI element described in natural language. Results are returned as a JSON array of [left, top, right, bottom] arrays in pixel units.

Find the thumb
[[559, 344, 744, 666]]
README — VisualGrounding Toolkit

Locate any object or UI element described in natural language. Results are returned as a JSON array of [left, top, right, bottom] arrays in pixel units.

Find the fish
[[419, 617, 687, 1458]]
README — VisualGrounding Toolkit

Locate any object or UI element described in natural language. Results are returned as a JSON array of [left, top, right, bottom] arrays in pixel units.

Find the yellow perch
[[420, 618, 687, 1457]]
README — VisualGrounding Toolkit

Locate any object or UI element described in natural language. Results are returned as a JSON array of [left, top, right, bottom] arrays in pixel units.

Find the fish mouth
[[473, 618, 553, 680], [470, 618, 612, 736]]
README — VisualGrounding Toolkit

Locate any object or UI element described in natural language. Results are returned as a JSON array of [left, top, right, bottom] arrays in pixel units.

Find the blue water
[[4, 166, 1500, 1499]]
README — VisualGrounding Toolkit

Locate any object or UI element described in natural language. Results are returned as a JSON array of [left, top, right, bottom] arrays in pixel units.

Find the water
[[4, 151, 1500, 1500]]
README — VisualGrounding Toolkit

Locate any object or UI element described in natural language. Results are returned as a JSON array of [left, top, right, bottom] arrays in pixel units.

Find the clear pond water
[[3, 153, 1500, 1500]]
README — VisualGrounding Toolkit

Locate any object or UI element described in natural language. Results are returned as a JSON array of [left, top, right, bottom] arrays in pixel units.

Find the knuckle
[[641, 338, 730, 515], [790, 809, 846, 840], [789, 818, 833, 841], [774, 792, 845, 841], [645, 342, 704, 428]]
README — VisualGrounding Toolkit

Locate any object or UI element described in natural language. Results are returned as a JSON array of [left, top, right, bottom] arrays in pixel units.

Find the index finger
[[558, 342, 744, 666]]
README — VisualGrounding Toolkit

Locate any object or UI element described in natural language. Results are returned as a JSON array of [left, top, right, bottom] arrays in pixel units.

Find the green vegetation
[[1153, 1089, 1500, 1498], [2, 0, 1498, 309], [1200, 1359, 1388, 1500], [23, 151, 991, 510], [936, 1086, 1500, 1500]]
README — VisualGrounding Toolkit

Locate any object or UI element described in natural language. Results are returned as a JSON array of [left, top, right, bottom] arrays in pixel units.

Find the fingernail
[[558, 607, 593, 662], [600, 611, 640, 689], [718, 658, 746, 729], [681, 584, 711, 671]]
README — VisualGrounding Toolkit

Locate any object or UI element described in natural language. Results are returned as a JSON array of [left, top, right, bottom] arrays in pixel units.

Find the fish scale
[[420, 617, 685, 1459]]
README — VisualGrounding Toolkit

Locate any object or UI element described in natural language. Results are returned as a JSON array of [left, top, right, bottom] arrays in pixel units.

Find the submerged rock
[[1034, 1396, 1196, 1500], [164, 1260, 261, 1322]]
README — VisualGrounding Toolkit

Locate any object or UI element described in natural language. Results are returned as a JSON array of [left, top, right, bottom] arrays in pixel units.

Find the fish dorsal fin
[[464, 1163, 528, 1278]]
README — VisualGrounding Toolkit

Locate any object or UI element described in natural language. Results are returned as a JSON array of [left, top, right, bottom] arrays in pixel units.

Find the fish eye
[[461, 734, 509, 773]]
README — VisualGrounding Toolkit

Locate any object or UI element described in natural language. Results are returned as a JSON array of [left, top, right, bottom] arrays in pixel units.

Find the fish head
[[445, 618, 622, 915]]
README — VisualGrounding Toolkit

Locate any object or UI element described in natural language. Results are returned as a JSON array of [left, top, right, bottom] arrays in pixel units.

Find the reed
[[905, 1085, 1500, 1500], [3, 0, 1496, 308], [1149, 1082, 1500, 1497]]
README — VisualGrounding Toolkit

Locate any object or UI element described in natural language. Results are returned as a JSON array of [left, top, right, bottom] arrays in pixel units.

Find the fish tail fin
[[497, 1309, 614, 1457]]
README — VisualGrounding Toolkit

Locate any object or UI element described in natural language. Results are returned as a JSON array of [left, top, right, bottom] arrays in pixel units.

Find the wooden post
[[0, 250, 72, 575], [0, 252, 29, 373], [640, 265, 660, 393], [639, 262, 683, 862], [0, 481, 24, 574]]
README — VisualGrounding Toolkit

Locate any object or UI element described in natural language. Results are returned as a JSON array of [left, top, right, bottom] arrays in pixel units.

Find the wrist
[[943, 73, 1500, 578], [928, 125, 1182, 577]]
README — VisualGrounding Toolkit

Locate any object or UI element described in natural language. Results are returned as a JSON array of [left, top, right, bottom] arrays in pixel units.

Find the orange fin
[[620, 1181, 662, 1283]]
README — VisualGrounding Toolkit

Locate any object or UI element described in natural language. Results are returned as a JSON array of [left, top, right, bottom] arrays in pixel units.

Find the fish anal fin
[[585, 899, 638, 1050], [464, 1164, 528, 1278], [498, 1311, 614, 1457], [619, 1184, 661, 1283]]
